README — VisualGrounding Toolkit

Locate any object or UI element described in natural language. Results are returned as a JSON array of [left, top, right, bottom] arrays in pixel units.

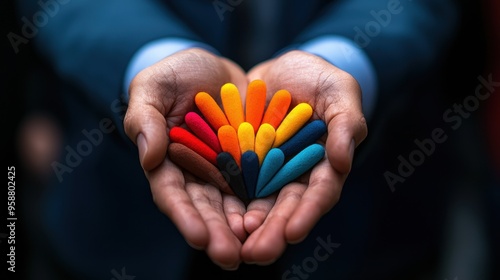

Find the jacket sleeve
[[293, 0, 459, 107], [16, 0, 205, 120]]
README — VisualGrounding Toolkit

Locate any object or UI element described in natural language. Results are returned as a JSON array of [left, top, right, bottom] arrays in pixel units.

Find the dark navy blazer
[[17, 0, 459, 279]]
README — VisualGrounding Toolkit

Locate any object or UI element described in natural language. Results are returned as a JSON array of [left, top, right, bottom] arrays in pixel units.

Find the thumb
[[246, 60, 272, 82], [323, 78, 367, 174], [325, 114, 364, 174], [124, 85, 168, 171]]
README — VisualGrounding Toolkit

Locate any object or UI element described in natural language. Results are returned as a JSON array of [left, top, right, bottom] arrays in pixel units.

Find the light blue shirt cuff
[[298, 36, 378, 119], [123, 38, 219, 102]]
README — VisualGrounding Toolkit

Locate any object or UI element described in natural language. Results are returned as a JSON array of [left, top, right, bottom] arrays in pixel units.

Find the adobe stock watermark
[[340, 0, 409, 60], [353, 0, 405, 47], [110, 267, 135, 280], [212, 0, 244, 21], [51, 99, 127, 182], [7, 0, 72, 54], [282, 235, 341, 280], [385, 74, 500, 192], [206, 152, 250, 198]]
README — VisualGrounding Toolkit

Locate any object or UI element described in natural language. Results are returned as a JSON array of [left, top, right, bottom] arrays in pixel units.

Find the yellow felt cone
[[255, 123, 276, 165], [221, 83, 244, 130], [238, 122, 255, 153], [273, 103, 313, 147]]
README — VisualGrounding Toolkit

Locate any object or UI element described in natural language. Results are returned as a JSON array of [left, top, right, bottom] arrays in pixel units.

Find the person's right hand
[[123, 48, 249, 270]]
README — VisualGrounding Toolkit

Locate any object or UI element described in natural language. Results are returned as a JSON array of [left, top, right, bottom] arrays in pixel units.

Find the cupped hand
[[240, 50, 368, 264], [123, 48, 248, 270]]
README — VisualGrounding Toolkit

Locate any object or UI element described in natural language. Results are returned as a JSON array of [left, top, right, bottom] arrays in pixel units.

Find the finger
[[123, 50, 247, 172], [284, 159, 346, 243], [241, 183, 306, 264], [324, 112, 366, 174], [241, 220, 286, 265], [322, 73, 368, 174], [186, 182, 243, 270], [221, 58, 248, 98], [243, 195, 277, 234], [124, 73, 169, 171], [222, 194, 248, 242], [147, 158, 209, 250], [246, 60, 272, 83]]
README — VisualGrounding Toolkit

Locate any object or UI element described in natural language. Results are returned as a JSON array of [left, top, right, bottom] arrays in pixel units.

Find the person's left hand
[[239, 50, 368, 264]]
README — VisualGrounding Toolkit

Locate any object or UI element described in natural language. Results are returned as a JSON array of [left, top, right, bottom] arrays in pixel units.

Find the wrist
[[298, 36, 378, 119], [123, 38, 219, 102]]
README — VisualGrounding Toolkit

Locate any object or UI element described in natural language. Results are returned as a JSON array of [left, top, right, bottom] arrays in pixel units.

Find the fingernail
[[216, 261, 240, 271], [255, 258, 278, 266], [137, 133, 147, 164]]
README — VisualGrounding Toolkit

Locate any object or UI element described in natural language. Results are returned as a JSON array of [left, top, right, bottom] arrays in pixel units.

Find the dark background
[[2, 0, 499, 279]]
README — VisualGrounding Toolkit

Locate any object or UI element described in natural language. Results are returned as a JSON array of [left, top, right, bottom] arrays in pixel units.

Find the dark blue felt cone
[[241, 151, 259, 200], [257, 144, 325, 198], [217, 152, 248, 202], [255, 148, 285, 197], [278, 119, 327, 158]]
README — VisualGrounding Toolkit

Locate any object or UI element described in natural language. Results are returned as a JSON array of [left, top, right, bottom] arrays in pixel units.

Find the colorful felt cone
[[167, 143, 233, 195], [261, 89, 291, 129], [254, 123, 276, 165], [256, 144, 325, 198], [185, 112, 222, 153], [195, 91, 229, 130], [241, 151, 259, 200], [245, 79, 267, 132], [238, 122, 255, 153], [273, 103, 313, 148], [217, 152, 248, 202], [255, 148, 285, 197], [278, 119, 327, 158], [221, 83, 245, 130], [218, 125, 241, 166], [169, 81, 327, 202], [169, 126, 217, 165]]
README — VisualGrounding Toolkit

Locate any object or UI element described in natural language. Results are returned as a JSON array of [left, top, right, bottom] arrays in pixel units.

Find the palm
[[124, 49, 367, 268], [124, 48, 249, 269], [146, 158, 246, 268], [241, 50, 367, 264]]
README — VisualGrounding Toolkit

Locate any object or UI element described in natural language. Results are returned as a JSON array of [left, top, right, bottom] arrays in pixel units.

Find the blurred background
[[2, 0, 499, 279]]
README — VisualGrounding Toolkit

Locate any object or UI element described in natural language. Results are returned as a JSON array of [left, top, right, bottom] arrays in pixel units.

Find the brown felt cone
[[167, 143, 233, 195]]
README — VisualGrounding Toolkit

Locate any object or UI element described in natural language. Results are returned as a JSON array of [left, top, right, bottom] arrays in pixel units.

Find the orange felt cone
[[261, 89, 291, 129], [218, 125, 241, 166], [195, 91, 229, 131], [245, 79, 267, 132]]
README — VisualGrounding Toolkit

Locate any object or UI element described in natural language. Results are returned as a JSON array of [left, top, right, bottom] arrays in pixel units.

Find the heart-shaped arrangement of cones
[[168, 80, 327, 203]]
